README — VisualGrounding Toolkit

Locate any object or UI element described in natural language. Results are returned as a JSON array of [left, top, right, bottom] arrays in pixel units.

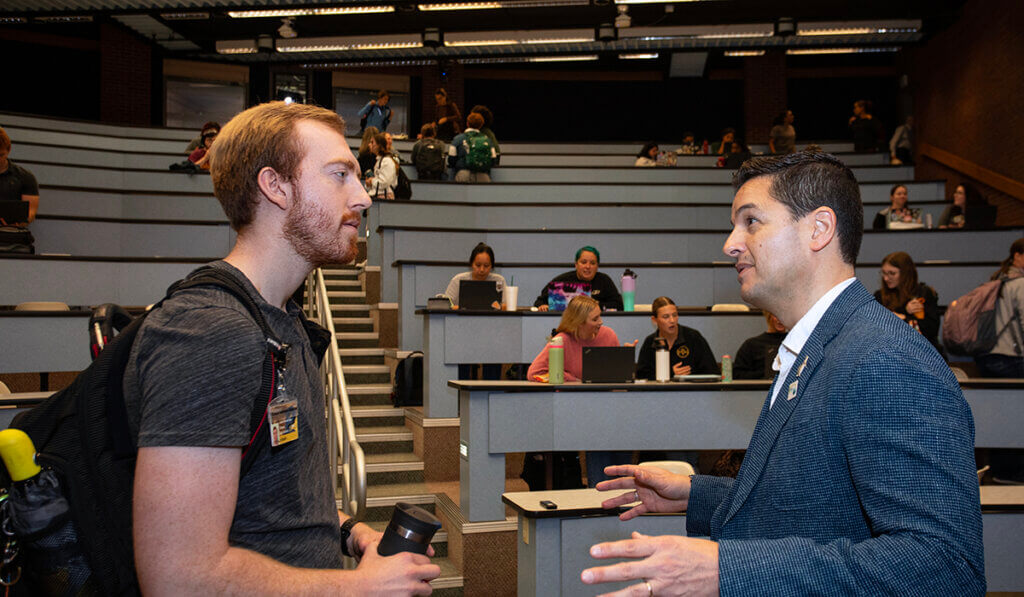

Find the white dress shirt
[[770, 277, 857, 408]]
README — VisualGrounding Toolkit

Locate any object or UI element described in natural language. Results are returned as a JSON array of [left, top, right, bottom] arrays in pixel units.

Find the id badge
[[269, 377, 298, 447]]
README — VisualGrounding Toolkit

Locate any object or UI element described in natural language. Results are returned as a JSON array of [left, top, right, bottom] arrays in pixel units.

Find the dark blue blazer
[[686, 281, 985, 595]]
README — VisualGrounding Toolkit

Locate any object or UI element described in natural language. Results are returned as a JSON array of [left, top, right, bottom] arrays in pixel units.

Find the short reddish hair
[[208, 102, 346, 231], [0, 127, 10, 152]]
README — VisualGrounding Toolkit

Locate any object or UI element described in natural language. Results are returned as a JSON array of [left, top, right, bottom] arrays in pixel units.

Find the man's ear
[[256, 166, 292, 211], [808, 206, 838, 253]]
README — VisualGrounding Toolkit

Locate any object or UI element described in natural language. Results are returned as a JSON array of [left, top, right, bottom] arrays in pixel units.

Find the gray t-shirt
[[124, 261, 342, 569], [769, 124, 796, 154]]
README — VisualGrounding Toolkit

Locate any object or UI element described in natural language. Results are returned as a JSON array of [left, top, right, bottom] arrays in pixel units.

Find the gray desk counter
[[454, 380, 1024, 523], [503, 486, 1024, 595], [418, 309, 766, 418]]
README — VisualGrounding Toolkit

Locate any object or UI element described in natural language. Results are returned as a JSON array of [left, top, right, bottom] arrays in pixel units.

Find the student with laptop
[[635, 296, 719, 380], [527, 296, 638, 486], [534, 246, 623, 311], [443, 242, 505, 309]]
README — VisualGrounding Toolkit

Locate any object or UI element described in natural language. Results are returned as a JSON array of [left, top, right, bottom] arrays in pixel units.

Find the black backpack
[[394, 160, 413, 200], [414, 139, 446, 177], [390, 351, 423, 407], [0, 226, 34, 254], [1, 266, 330, 596]]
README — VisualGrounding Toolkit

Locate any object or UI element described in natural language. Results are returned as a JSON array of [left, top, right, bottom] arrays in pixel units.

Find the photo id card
[[269, 398, 299, 447]]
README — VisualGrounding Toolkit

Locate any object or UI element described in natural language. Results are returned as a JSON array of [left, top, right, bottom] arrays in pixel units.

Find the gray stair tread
[[365, 481, 437, 499], [334, 317, 374, 324], [336, 332, 378, 339], [338, 348, 385, 356], [365, 451, 422, 465], [348, 384, 392, 395], [327, 290, 366, 297], [352, 405, 404, 417], [429, 558, 463, 589], [343, 365, 389, 374], [330, 304, 371, 311], [356, 426, 413, 441]]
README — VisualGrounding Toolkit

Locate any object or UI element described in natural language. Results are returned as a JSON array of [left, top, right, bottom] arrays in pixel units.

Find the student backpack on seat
[[0, 266, 329, 597]]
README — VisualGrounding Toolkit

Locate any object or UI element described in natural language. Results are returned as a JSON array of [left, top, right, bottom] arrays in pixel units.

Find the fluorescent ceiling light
[[216, 39, 258, 54], [787, 47, 899, 55], [229, 6, 395, 18], [619, 24, 774, 40], [34, 15, 93, 23], [615, 0, 705, 3], [724, 50, 765, 57], [444, 28, 593, 46], [276, 34, 423, 53], [160, 12, 209, 20], [0, 17, 27, 23], [798, 27, 873, 36], [619, 53, 659, 59], [529, 54, 598, 62], [419, 1, 588, 10]]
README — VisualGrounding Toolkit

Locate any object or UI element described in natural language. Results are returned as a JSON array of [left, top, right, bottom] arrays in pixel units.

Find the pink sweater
[[527, 326, 620, 382]]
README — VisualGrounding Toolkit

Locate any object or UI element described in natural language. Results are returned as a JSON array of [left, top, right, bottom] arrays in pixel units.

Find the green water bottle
[[721, 354, 733, 383], [548, 336, 564, 385]]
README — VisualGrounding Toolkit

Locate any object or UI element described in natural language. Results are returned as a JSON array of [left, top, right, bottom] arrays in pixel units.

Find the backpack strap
[[166, 266, 288, 476]]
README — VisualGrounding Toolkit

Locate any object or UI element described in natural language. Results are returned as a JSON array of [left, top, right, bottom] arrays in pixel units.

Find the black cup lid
[[394, 502, 442, 533]]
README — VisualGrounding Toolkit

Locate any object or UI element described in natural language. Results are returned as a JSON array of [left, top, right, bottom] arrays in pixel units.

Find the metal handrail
[[309, 269, 367, 521]]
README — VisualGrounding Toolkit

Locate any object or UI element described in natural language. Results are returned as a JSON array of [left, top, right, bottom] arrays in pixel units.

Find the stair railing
[[309, 269, 367, 521]]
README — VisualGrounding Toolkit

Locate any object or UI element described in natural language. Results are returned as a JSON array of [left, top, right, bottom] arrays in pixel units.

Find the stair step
[[334, 317, 374, 325], [356, 425, 413, 443], [352, 405, 404, 418], [327, 290, 366, 298], [330, 304, 371, 312], [363, 451, 424, 473], [336, 332, 378, 340], [325, 278, 362, 285], [347, 384, 392, 396]]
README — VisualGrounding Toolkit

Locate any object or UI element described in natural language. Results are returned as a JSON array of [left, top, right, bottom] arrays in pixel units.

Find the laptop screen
[[459, 280, 500, 310], [581, 346, 635, 383]]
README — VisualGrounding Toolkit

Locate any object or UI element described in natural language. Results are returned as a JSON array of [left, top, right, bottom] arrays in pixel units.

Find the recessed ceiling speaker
[[775, 18, 796, 37]]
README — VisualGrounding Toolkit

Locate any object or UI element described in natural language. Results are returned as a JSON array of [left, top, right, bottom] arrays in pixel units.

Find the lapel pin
[[796, 356, 809, 378], [787, 380, 798, 401]]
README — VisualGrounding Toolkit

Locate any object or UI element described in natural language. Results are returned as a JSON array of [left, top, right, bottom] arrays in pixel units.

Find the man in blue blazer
[[583, 152, 985, 595]]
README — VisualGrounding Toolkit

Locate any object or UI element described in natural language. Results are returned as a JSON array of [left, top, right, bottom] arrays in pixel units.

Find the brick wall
[[912, 0, 1024, 186], [742, 51, 787, 145], [99, 22, 151, 125]]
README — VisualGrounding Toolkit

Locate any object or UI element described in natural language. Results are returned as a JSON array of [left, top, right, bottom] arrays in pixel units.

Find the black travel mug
[[377, 502, 442, 556]]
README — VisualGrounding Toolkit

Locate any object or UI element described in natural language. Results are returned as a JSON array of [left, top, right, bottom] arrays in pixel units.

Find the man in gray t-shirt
[[129, 102, 440, 595]]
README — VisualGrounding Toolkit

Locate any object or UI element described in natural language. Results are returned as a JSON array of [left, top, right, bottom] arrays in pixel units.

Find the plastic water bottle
[[654, 337, 670, 382], [548, 336, 564, 385], [721, 354, 733, 383], [621, 269, 636, 312]]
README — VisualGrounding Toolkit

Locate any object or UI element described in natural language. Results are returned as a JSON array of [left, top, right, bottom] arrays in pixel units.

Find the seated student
[[186, 128, 217, 170], [448, 112, 496, 183], [873, 184, 922, 229], [733, 311, 788, 380], [534, 246, 623, 311], [716, 127, 736, 154], [356, 126, 380, 180], [470, 105, 501, 166], [634, 142, 659, 167], [366, 133, 397, 200], [636, 296, 718, 380], [184, 121, 219, 154], [875, 251, 942, 352], [443, 242, 505, 309], [939, 182, 996, 230], [675, 132, 698, 156], [720, 140, 751, 170], [527, 295, 636, 487]]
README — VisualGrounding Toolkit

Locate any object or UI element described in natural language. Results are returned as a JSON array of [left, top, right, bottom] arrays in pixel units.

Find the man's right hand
[[354, 539, 440, 596], [595, 464, 691, 521]]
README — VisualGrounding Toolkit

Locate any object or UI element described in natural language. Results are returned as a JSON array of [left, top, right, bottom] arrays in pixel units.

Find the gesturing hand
[[595, 464, 691, 521], [582, 531, 719, 597]]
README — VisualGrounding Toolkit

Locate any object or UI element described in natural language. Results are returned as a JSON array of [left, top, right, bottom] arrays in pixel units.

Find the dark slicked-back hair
[[733, 151, 863, 265]]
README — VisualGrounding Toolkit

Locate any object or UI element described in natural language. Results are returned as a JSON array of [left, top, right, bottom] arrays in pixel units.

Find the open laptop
[[581, 346, 635, 383], [459, 280, 500, 310], [0, 201, 29, 226]]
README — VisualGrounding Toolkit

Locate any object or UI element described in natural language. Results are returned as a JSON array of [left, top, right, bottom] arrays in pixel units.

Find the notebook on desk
[[459, 280, 500, 310], [581, 346, 635, 383], [0, 201, 29, 225]]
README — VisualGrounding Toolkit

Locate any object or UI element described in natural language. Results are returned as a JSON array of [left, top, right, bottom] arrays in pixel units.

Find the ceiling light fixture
[[34, 15, 93, 23], [619, 53, 659, 59], [229, 6, 395, 18], [786, 46, 899, 55], [0, 16, 27, 23], [160, 12, 209, 20], [614, 0, 708, 3], [529, 54, 598, 62], [276, 34, 424, 53], [418, 1, 588, 10], [216, 39, 258, 54], [724, 50, 766, 57], [278, 18, 298, 39], [444, 29, 593, 46]]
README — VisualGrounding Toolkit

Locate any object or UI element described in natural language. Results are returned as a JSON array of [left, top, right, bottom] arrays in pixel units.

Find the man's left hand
[[581, 531, 719, 596]]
